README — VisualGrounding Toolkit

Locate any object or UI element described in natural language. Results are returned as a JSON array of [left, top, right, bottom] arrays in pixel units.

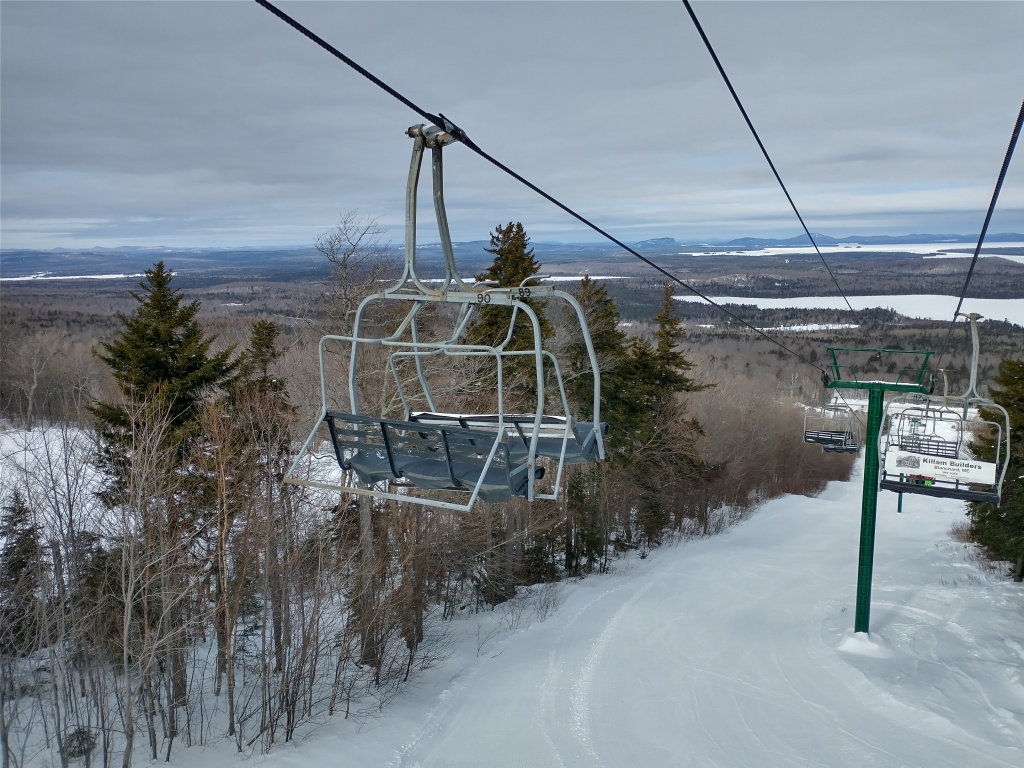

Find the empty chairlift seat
[[879, 404, 1005, 505], [803, 405, 859, 453], [325, 412, 545, 504], [409, 412, 608, 465], [283, 122, 607, 511], [324, 411, 608, 503], [886, 411, 960, 458]]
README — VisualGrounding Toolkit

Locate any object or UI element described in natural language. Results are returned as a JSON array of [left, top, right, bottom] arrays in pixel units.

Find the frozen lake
[[687, 242, 1024, 260], [676, 293, 1024, 326]]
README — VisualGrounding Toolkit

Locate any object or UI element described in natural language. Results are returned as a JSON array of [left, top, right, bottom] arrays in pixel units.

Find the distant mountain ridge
[[3, 233, 1022, 259]]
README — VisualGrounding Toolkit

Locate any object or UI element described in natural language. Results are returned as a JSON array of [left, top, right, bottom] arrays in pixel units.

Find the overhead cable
[[252, 0, 826, 371], [680, 0, 854, 313], [936, 98, 1024, 369]]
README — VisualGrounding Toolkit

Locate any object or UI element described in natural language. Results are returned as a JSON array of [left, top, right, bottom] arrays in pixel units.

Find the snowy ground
[[228, 454, 1023, 768]]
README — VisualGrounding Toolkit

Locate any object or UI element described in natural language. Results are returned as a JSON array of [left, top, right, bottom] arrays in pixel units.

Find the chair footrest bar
[[880, 477, 998, 505]]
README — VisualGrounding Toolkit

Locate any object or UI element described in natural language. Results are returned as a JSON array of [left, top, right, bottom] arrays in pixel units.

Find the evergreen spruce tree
[[0, 490, 44, 655], [468, 222, 552, 348], [230, 319, 286, 399], [564, 277, 626, 573], [466, 222, 552, 409], [611, 284, 703, 546], [90, 262, 236, 472], [224, 319, 292, 456], [971, 357, 1024, 581], [652, 283, 699, 393], [566, 281, 704, 564], [604, 283, 704, 459], [565, 275, 627, 420]]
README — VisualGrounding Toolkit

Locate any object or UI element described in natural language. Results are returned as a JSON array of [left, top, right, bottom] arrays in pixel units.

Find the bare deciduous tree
[[315, 212, 398, 335]]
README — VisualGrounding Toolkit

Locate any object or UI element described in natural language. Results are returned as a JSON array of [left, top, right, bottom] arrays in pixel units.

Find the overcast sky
[[2, 0, 1022, 250]]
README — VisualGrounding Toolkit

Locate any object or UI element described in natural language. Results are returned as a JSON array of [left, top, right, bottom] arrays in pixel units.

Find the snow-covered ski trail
[[388, 456, 1024, 768]]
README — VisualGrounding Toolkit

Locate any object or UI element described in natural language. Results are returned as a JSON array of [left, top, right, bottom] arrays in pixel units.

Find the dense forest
[[1, 222, 1020, 767]]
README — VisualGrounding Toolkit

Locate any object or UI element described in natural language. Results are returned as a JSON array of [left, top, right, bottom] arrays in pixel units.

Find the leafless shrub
[[949, 519, 973, 543]]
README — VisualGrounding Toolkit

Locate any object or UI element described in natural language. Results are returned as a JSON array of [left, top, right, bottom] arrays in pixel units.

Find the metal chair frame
[[803, 404, 860, 453], [879, 315, 1010, 506], [284, 124, 606, 510]]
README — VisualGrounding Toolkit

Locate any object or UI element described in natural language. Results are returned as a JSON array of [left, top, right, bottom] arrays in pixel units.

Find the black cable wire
[[680, 0, 854, 314], [678, 0, 874, 428], [252, 0, 825, 372], [936, 98, 1024, 370], [457, 140, 822, 368], [253, 0, 451, 136]]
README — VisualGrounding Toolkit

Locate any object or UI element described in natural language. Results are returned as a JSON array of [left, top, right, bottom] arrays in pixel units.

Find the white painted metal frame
[[879, 314, 1011, 505], [284, 124, 605, 511]]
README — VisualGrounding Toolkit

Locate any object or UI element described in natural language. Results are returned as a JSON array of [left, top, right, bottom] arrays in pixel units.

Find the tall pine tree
[[468, 222, 552, 345], [610, 284, 703, 546], [565, 275, 626, 421], [229, 319, 286, 400], [971, 357, 1024, 581], [566, 282, 705, 565], [563, 276, 629, 573], [0, 490, 44, 656], [466, 222, 552, 409], [90, 262, 236, 469], [604, 283, 703, 457]]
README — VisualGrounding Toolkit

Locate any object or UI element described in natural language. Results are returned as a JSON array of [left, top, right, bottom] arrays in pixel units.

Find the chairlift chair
[[879, 314, 1011, 506], [284, 124, 607, 511], [803, 404, 860, 453]]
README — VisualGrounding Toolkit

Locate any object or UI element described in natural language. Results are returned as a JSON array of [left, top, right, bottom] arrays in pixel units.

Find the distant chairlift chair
[[803, 404, 860, 454], [284, 124, 607, 511]]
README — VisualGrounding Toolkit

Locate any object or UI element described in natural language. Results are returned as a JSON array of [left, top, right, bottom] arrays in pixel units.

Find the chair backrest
[[889, 408, 962, 459]]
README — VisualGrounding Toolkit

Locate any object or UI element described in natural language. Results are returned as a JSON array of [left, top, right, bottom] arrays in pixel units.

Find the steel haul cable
[[252, 0, 826, 371], [680, 0, 854, 314], [936, 98, 1024, 370]]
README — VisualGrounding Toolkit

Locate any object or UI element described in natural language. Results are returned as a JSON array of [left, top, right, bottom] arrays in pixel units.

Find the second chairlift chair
[[803, 403, 860, 454], [285, 124, 607, 511], [879, 314, 1010, 505]]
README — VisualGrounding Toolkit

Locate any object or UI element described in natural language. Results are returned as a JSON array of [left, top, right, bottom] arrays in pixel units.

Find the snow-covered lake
[[0, 272, 145, 282], [924, 252, 1024, 265], [758, 322, 860, 332], [677, 293, 1024, 326], [687, 241, 1024, 259]]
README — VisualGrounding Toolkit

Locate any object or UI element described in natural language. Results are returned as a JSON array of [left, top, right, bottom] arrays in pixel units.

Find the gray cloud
[[2, 0, 1022, 249]]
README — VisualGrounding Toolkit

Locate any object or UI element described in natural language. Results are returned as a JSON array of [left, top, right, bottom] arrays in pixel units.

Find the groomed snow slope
[[259, 455, 1024, 768]]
